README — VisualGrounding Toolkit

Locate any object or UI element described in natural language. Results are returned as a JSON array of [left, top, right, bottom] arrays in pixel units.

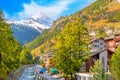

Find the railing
[[35, 73, 49, 80], [35, 73, 64, 80], [76, 72, 113, 80], [34, 65, 64, 80]]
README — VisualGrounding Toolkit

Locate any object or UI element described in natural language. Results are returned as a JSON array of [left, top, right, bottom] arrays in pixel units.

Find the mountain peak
[[29, 16, 52, 26], [6, 16, 52, 45]]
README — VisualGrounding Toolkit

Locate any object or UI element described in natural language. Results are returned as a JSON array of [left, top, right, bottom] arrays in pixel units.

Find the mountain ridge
[[6, 16, 51, 45]]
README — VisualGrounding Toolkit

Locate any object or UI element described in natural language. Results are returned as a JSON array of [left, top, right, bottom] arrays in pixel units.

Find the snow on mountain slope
[[6, 18, 50, 32], [6, 17, 51, 45]]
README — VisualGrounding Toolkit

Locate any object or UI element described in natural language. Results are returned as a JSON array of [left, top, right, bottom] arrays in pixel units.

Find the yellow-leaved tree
[[53, 17, 90, 79]]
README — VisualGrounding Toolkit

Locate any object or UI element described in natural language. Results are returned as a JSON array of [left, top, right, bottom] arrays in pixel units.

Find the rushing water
[[19, 67, 35, 80]]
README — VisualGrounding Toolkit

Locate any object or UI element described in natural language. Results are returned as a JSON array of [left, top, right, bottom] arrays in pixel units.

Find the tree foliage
[[108, 11, 120, 22], [0, 10, 21, 77], [20, 46, 33, 64], [90, 60, 109, 80], [110, 46, 120, 80], [114, 12, 120, 21], [97, 27, 107, 38], [53, 18, 90, 78]]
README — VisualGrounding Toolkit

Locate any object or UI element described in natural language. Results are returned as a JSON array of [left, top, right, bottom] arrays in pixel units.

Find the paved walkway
[[35, 65, 64, 80]]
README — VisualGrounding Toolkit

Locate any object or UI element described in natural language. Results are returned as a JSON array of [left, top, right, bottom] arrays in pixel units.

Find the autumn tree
[[53, 17, 90, 79]]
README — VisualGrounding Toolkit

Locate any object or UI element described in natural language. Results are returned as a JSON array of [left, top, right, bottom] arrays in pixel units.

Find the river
[[18, 67, 35, 80]]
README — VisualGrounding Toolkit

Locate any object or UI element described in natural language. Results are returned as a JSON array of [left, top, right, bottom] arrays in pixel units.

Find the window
[[98, 45, 99, 48], [104, 45, 107, 48], [94, 45, 97, 47], [100, 43, 103, 45]]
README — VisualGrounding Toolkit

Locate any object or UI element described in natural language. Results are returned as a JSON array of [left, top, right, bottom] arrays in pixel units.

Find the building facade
[[86, 38, 108, 72], [76, 35, 120, 80]]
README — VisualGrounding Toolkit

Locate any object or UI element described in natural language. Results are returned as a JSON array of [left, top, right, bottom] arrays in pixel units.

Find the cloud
[[118, 0, 120, 2], [3, 12, 9, 19], [17, 0, 74, 20]]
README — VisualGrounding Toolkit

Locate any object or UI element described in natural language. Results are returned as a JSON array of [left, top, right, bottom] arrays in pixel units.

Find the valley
[[1, 0, 120, 80]]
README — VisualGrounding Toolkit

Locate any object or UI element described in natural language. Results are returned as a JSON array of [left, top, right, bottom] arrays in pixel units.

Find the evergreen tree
[[110, 46, 120, 80], [0, 10, 21, 78], [90, 60, 109, 80], [53, 17, 90, 79], [20, 46, 33, 64]]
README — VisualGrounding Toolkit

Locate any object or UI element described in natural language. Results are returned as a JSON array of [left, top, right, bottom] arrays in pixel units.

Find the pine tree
[[90, 60, 109, 80], [110, 46, 120, 80], [20, 46, 33, 64]]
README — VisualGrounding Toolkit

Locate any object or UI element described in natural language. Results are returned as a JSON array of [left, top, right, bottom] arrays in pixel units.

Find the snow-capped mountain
[[6, 17, 51, 45]]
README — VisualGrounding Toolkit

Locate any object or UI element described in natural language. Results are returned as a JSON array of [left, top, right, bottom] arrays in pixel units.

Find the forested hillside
[[0, 10, 35, 80], [26, 0, 120, 56]]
